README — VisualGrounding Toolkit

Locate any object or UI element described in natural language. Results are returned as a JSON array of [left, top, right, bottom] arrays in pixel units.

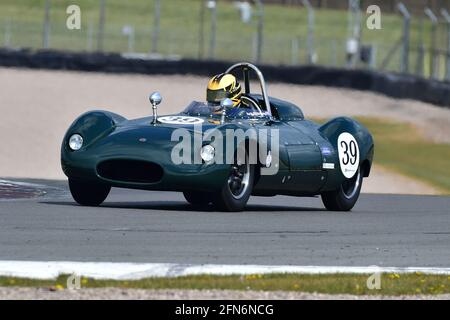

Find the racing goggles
[[207, 83, 241, 104]]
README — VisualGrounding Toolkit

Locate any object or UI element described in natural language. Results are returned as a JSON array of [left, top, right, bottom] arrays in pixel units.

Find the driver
[[206, 73, 243, 107], [202, 73, 265, 121]]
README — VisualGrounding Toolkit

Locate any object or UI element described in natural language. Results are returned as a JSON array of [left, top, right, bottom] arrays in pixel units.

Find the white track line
[[1, 261, 450, 280]]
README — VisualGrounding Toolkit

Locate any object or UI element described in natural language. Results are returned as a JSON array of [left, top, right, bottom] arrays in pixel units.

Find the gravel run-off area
[[0, 287, 449, 300]]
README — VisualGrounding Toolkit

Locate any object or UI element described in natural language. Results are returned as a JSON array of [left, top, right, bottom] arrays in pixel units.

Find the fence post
[[397, 3, 410, 74], [208, 0, 217, 60], [122, 26, 135, 53], [151, 0, 161, 54], [86, 17, 94, 51], [330, 39, 337, 66], [415, 18, 425, 76], [97, 0, 105, 52], [441, 9, 450, 81], [425, 7, 438, 79], [198, 0, 205, 59], [4, 19, 11, 48], [346, 0, 361, 68], [370, 44, 377, 69], [252, 34, 257, 62], [42, 0, 51, 49], [254, 0, 264, 64], [291, 37, 299, 65], [302, 0, 315, 64]]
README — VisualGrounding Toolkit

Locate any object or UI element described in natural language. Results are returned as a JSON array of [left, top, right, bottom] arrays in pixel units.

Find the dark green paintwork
[[61, 96, 374, 197]]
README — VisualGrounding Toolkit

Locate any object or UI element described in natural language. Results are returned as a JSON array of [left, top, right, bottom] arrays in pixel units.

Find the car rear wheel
[[213, 151, 254, 212], [321, 167, 363, 211], [69, 178, 111, 206], [183, 191, 213, 206]]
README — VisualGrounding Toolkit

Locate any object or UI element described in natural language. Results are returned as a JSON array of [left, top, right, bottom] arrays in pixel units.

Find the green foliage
[[357, 117, 450, 194], [1, 272, 449, 296], [0, 0, 441, 71]]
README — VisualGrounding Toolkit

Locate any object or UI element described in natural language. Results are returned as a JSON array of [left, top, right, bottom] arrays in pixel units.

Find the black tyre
[[321, 167, 363, 211], [69, 178, 111, 206], [183, 191, 213, 206], [213, 151, 255, 212]]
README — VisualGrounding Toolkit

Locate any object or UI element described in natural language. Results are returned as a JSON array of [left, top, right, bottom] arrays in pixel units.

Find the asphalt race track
[[0, 180, 449, 268]]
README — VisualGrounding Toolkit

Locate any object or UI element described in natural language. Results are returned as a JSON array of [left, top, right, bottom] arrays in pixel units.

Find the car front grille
[[97, 159, 163, 184]]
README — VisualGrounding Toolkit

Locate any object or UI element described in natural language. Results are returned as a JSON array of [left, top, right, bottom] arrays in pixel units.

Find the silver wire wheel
[[321, 166, 364, 212], [341, 167, 361, 199], [227, 160, 251, 200], [213, 149, 254, 212]]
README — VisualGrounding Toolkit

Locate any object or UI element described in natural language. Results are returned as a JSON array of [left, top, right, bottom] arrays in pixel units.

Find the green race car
[[61, 62, 374, 212]]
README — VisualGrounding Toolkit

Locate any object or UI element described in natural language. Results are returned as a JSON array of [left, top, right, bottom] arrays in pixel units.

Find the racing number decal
[[341, 140, 357, 166], [337, 132, 360, 179], [158, 116, 204, 125]]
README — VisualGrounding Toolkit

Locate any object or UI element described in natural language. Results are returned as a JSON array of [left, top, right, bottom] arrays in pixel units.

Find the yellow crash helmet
[[206, 73, 242, 106]]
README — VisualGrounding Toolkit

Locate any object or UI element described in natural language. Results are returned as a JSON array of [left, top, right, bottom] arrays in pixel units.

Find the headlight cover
[[200, 145, 215, 162], [69, 134, 83, 151]]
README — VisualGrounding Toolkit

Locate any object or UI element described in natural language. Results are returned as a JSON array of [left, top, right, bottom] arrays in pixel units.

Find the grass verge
[[357, 117, 450, 194], [314, 117, 450, 194], [0, 273, 449, 296]]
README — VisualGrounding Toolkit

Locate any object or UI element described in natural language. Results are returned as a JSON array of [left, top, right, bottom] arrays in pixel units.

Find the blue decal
[[321, 147, 332, 156]]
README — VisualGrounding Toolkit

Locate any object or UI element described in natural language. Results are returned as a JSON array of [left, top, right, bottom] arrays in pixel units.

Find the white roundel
[[337, 132, 360, 179], [158, 116, 204, 125]]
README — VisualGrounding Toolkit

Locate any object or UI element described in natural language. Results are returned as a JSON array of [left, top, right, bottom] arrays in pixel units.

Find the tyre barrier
[[1, 48, 449, 108]]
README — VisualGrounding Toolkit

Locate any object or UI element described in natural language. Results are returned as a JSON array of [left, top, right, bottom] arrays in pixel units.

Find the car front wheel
[[213, 151, 255, 212], [183, 191, 213, 206], [69, 178, 111, 206], [321, 167, 363, 211]]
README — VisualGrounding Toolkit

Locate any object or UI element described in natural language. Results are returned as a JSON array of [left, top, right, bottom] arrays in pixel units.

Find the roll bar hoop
[[225, 62, 272, 118]]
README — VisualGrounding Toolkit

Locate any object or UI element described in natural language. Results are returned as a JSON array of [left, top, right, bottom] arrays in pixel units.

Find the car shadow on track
[[40, 201, 326, 213]]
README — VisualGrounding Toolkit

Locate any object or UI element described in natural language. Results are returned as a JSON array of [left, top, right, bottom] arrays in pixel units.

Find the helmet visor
[[207, 88, 229, 104]]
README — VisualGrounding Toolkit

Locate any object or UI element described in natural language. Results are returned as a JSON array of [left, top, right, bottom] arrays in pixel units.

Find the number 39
[[340, 140, 358, 166]]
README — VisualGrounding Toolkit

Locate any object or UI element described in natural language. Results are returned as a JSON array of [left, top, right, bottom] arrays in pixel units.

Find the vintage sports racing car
[[61, 62, 374, 212]]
